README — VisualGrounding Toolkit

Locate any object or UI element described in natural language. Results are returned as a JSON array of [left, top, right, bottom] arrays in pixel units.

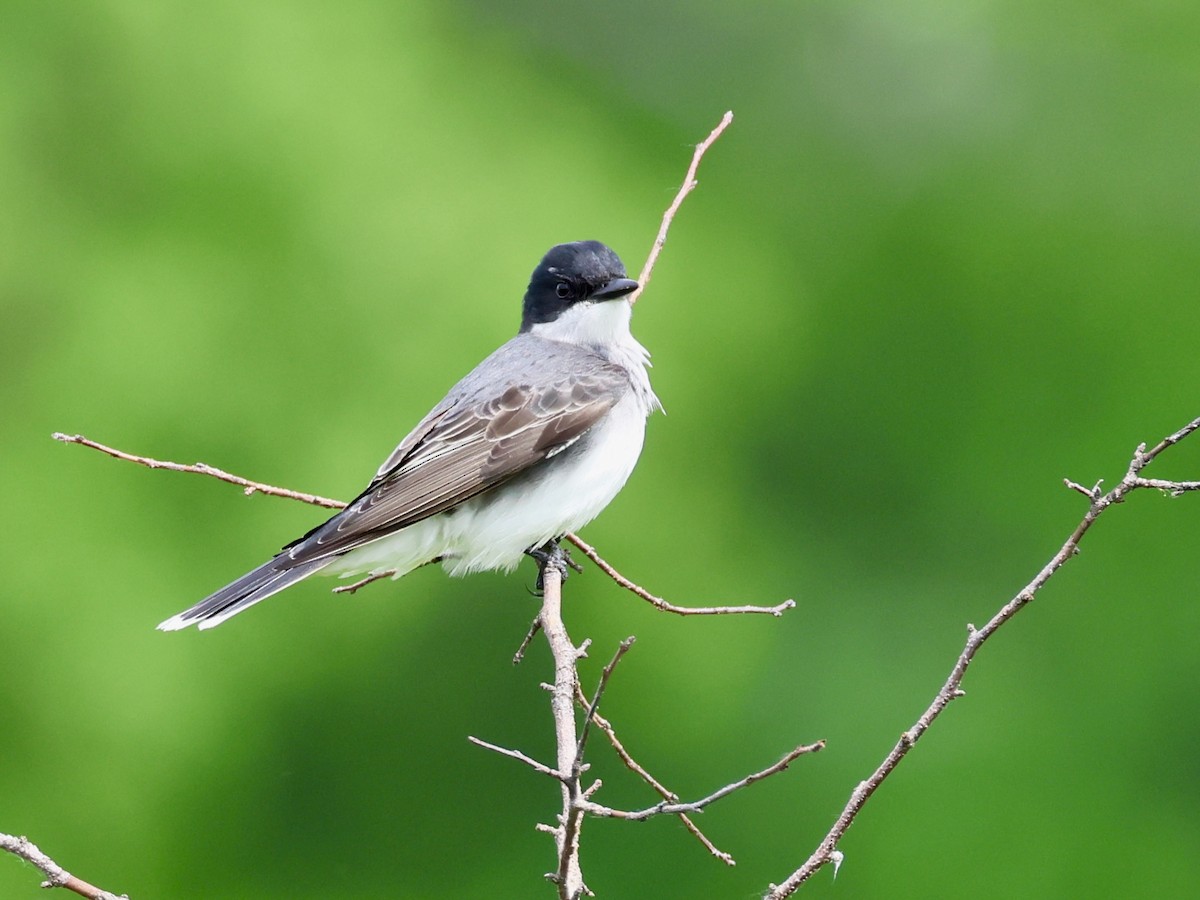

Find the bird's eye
[[555, 282, 572, 300]]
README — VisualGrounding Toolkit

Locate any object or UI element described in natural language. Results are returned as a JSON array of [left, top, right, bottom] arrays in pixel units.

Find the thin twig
[[1132, 477, 1200, 495], [467, 737, 562, 780], [630, 110, 734, 305], [513, 614, 543, 665], [564, 533, 795, 616], [0, 833, 127, 900], [764, 416, 1200, 898], [1063, 478, 1100, 499], [574, 638, 636, 769], [580, 742, 824, 821], [52, 433, 346, 509]]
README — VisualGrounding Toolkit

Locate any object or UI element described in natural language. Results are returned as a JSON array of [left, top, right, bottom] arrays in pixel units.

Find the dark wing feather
[[282, 366, 629, 565]]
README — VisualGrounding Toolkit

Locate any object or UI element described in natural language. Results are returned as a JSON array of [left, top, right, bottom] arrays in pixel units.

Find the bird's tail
[[157, 556, 332, 631]]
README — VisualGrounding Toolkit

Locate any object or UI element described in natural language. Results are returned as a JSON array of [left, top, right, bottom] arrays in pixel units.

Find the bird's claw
[[526, 539, 580, 593]]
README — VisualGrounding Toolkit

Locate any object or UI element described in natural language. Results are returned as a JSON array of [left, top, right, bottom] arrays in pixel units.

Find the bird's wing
[[281, 364, 630, 565]]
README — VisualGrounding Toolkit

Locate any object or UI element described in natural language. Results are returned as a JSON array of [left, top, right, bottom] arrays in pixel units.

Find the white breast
[[437, 391, 648, 575]]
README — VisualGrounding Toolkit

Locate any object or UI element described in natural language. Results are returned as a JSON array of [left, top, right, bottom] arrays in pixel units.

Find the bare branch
[[630, 111, 734, 305], [764, 415, 1200, 898], [467, 737, 562, 780], [1138, 415, 1200, 461], [1132, 477, 1200, 496], [564, 533, 795, 617], [534, 552, 589, 899], [513, 614, 543, 665], [574, 637, 636, 768], [1, 832, 127, 900], [580, 742, 824, 821], [52, 433, 345, 510], [1062, 478, 1100, 499]]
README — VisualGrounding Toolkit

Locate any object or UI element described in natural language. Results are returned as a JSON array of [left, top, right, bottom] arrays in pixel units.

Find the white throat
[[529, 298, 636, 349]]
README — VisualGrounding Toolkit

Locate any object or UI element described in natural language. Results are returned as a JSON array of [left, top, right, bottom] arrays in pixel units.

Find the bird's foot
[[526, 539, 581, 593]]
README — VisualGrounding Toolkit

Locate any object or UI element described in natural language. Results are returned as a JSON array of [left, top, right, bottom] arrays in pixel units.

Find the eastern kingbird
[[158, 241, 660, 630]]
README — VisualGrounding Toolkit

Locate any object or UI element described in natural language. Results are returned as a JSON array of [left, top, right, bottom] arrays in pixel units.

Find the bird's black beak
[[591, 277, 639, 301]]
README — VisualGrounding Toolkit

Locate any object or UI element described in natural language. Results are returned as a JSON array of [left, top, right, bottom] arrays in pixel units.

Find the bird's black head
[[519, 241, 638, 333]]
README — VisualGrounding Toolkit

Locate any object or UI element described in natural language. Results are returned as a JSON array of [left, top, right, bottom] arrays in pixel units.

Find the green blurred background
[[3, 2, 1199, 897]]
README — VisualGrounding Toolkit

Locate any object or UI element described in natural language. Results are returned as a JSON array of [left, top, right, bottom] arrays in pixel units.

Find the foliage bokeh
[[3, 2, 1199, 897]]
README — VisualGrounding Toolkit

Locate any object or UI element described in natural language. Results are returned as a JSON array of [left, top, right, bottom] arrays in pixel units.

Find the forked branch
[[471, 586, 821, 892], [764, 416, 1200, 898]]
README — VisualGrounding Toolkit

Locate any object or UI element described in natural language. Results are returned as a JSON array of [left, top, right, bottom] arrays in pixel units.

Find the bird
[[158, 240, 661, 630]]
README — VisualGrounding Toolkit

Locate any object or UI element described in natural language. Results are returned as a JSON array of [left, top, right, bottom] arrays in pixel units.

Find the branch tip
[[630, 110, 734, 305]]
